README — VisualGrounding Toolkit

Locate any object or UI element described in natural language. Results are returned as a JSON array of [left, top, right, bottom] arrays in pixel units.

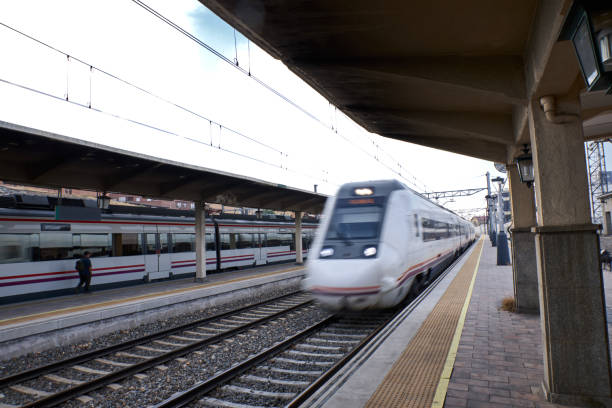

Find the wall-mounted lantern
[[516, 144, 534, 188], [561, 2, 612, 93]]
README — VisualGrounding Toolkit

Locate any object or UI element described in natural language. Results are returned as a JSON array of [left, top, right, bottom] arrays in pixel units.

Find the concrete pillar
[[195, 201, 207, 282], [528, 96, 612, 406], [295, 211, 303, 264], [508, 165, 539, 314]]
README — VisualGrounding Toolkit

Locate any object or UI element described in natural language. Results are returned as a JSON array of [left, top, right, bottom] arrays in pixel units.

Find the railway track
[[153, 311, 395, 408], [0, 244, 474, 408], [0, 291, 314, 407], [151, 245, 473, 408]]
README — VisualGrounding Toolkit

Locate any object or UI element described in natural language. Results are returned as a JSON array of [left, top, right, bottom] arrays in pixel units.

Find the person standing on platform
[[75, 251, 92, 293]]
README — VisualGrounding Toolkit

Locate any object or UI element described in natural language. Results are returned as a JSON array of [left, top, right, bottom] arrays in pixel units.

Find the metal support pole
[[487, 172, 497, 246], [496, 179, 511, 265]]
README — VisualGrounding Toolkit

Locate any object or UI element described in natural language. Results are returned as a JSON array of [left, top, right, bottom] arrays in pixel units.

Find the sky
[[0, 0, 509, 219]]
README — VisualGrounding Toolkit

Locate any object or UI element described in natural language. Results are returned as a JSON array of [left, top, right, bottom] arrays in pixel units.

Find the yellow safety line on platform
[[364, 237, 484, 408], [0, 266, 304, 327], [431, 237, 484, 408]]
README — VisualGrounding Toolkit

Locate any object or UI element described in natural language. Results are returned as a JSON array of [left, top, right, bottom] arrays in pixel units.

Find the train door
[[255, 233, 266, 265], [157, 227, 171, 277], [142, 227, 171, 281]]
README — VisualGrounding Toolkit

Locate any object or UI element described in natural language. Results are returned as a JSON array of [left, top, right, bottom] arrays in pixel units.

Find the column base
[[533, 224, 611, 402], [194, 277, 208, 283], [510, 228, 539, 314], [543, 382, 612, 408]]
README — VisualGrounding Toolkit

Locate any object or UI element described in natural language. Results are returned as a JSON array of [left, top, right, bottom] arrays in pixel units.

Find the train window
[[302, 233, 311, 250], [0, 233, 40, 263], [113, 233, 142, 256], [237, 233, 254, 249], [76, 234, 112, 257], [414, 214, 419, 237], [159, 234, 169, 254], [219, 233, 236, 250], [264, 232, 294, 249], [144, 233, 157, 255], [172, 233, 194, 253], [326, 206, 383, 240], [40, 232, 73, 260], [422, 218, 451, 241], [206, 233, 215, 251], [265, 232, 281, 247]]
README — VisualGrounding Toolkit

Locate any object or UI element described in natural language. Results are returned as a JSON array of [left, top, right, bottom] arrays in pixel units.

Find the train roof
[[335, 180, 471, 224], [0, 194, 318, 224], [335, 180, 407, 198]]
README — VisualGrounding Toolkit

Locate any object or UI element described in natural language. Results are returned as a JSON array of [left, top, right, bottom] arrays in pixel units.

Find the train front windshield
[[325, 195, 387, 243], [326, 206, 383, 240]]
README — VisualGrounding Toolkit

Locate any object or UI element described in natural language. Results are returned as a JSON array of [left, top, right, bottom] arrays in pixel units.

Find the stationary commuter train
[[0, 194, 316, 304], [303, 180, 475, 311]]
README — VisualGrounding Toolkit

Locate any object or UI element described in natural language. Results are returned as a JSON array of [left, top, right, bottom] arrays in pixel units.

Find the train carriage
[[303, 180, 475, 311], [0, 195, 316, 304]]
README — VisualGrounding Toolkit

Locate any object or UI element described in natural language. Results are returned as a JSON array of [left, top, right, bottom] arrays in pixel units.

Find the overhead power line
[[130, 0, 430, 192], [422, 188, 486, 200]]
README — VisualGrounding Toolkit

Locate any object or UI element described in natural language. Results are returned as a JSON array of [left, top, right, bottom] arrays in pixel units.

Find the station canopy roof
[[199, 0, 612, 164], [0, 121, 326, 213]]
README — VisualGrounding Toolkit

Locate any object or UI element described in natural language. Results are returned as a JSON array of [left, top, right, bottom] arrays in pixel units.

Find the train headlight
[[320, 247, 334, 257], [363, 246, 377, 257]]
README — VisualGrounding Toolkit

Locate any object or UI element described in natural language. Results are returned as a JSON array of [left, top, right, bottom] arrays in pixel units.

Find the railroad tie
[[72, 365, 111, 375], [170, 334, 201, 341], [221, 384, 295, 400], [259, 366, 323, 377], [115, 351, 150, 359], [43, 374, 85, 385], [9, 385, 52, 397], [136, 345, 172, 353], [95, 358, 132, 367], [242, 374, 310, 387], [153, 339, 185, 347]]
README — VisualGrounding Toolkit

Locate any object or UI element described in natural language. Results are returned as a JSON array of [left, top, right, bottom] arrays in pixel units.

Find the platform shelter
[[199, 1, 612, 405]]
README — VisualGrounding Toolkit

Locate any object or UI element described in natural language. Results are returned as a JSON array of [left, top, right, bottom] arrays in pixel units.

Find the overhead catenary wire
[[129, 0, 430, 192], [0, 21, 283, 157], [0, 21, 342, 190], [1, 6, 424, 192]]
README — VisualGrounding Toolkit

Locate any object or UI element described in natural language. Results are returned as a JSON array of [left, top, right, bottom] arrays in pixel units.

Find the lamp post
[[486, 172, 497, 246], [491, 177, 511, 265]]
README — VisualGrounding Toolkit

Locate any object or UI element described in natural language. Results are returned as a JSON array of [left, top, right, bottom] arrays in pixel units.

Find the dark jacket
[[78, 257, 92, 275]]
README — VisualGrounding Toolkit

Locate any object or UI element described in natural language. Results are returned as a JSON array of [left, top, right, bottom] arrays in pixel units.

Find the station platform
[[313, 237, 604, 408], [2, 239, 609, 407], [0, 262, 304, 358]]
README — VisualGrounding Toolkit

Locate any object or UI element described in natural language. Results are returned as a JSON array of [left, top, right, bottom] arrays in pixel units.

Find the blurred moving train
[[303, 180, 475, 310], [0, 194, 316, 304]]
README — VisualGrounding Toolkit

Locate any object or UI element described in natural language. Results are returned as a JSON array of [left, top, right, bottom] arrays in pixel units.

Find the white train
[[0, 195, 316, 304], [303, 180, 475, 311]]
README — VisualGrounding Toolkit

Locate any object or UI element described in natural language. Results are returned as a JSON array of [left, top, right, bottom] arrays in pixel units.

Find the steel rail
[[0, 290, 303, 389]]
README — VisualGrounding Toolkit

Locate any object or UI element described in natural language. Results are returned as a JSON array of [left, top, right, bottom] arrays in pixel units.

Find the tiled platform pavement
[[445, 240, 587, 408]]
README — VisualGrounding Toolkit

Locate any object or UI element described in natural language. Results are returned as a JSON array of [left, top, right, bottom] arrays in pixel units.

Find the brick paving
[[445, 240, 591, 408]]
